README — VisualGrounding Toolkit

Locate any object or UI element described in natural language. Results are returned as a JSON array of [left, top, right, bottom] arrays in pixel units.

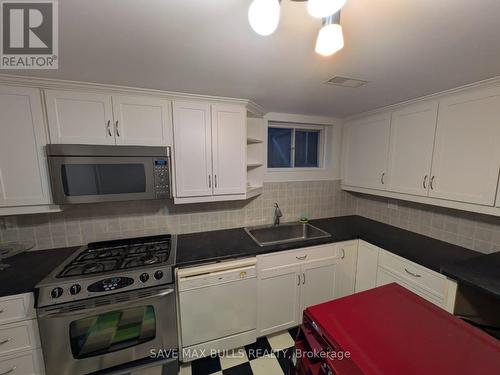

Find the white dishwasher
[[177, 258, 257, 360]]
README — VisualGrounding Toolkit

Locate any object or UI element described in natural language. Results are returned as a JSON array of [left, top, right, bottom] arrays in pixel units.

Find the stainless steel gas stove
[[36, 234, 176, 307], [35, 235, 178, 375]]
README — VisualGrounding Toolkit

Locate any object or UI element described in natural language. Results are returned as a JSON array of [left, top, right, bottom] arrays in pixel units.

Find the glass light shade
[[248, 0, 281, 36], [308, 0, 346, 18], [315, 23, 344, 56]]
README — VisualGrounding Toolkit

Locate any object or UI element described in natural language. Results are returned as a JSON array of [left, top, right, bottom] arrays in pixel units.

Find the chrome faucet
[[273, 203, 283, 226]]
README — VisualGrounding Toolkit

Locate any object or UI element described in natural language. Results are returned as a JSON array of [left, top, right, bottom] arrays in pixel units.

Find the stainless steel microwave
[[47, 144, 172, 204]]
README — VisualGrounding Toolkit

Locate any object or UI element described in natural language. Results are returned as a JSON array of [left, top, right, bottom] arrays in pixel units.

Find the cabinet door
[[342, 113, 391, 190], [0, 86, 52, 207], [112, 95, 172, 146], [387, 102, 438, 196], [299, 258, 337, 315], [257, 264, 301, 336], [355, 241, 380, 293], [172, 101, 213, 198], [497, 183, 500, 208], [334, 241, 358, 299], [429, 87, 500, 205], [211, 104, 247, 195], [45, 90, 115, 144]]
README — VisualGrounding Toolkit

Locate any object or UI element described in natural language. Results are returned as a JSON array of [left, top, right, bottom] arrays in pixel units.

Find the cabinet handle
[[341, 248, 345, 259], [423, 175, 428, 189], [0, 367, 16, 375], [430, 176, 435, 190], [115, 120, 120, 137], [208, 175, 211, 188], [106, 120, 112, 136], [0, 337, 11, 345], [297, 275, 301, 286], [381, 172, 386, 185], [215, 175, 217, 188], [404, 268, 422, 278], [296, 255, 307, 260], [302, 273, 306, 285]]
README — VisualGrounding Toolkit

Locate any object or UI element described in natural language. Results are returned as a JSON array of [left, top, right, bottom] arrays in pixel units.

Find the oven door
[[48, 156, 156, 204], [37, 286, 177, 375]]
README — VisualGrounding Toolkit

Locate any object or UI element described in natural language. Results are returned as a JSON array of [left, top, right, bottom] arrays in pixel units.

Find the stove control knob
[[139, 273, 150, 283], [153, 270, 163, 280], [70, 284, 81, 295], [50, 287, 63, 299]]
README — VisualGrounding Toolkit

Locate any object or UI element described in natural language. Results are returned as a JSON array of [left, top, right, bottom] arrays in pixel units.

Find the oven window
[[69, 305, 156, 359], [61, 164, 146, 196]]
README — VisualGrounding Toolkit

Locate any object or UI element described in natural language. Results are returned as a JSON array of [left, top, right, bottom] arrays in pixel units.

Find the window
[[268, 124, 323, 168]]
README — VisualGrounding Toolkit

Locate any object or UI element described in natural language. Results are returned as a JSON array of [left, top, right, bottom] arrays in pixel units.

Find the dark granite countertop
[[441, 252, 500, 298], [176, 215, 484, 282], [0, 215, 493, 299], [0, 247, 77, 298]]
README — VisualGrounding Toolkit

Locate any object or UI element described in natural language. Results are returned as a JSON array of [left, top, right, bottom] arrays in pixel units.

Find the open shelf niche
[[246, 115, 265, 198]]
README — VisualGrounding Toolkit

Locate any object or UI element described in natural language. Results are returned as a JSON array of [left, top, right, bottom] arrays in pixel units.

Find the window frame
[[267, 122, 326, 171]]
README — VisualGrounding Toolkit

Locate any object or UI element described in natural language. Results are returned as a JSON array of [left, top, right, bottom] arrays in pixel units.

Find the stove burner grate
[[56, 237, 172, 278]]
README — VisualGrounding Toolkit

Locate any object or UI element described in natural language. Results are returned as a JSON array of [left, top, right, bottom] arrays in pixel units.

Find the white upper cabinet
[[45, 90, 115, 145], [172, 101, 247, 201], [0, 86, 51, 207], [387, 101, 438, 196], [112, 95, 171, 146], [172, 101, 213, 198], [429, 87, 500, 205], [211, 104, 246, 195], [45, 90, 172, 146], [343, 112, 391, 190]]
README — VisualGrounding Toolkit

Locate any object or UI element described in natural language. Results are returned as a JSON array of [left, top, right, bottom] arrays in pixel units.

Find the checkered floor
[[178, 327, 299, 375]]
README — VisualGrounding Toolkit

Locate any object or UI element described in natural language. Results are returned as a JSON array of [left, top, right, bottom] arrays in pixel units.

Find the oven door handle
[[38, 288, 174, 319]]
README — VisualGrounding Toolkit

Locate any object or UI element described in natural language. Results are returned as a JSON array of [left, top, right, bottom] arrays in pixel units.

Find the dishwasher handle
[[178, 265, 256, 291]]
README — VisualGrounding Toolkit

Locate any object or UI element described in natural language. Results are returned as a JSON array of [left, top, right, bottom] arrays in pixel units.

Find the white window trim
[[267, 122, 327, 171]]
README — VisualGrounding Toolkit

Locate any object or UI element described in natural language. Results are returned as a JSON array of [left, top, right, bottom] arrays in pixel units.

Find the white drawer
[[0, 295, 35, 326], [376, 267, 445, 308], [0, 320, 40, 357], [258, 244, 338, 270], [378, 250, 446, 300], [0, 349, 44, 375]]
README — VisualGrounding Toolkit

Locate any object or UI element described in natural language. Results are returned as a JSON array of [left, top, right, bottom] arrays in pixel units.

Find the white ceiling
[[6, 0, 500, 117]]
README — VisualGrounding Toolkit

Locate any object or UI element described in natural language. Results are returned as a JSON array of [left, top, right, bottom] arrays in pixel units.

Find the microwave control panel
[[154, 158, 171, 198]]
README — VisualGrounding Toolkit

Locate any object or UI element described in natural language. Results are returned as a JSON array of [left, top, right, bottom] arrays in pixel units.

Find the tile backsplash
[[0, 180, 356, 251], [355, 193, 500, 254], [2, 180, 499, 255]]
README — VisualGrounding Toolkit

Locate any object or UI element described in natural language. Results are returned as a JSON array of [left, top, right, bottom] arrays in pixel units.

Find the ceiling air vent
[[324, 76, 368, 88]]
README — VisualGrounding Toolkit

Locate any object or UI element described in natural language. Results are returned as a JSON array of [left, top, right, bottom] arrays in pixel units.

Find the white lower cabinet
[[376, 249, 457, 312], [354, 241, 380, 293], [257, 264, 302, 336], [0, 293, 44, 375], [299, 258, 338, 317], [333, 241, 358, 298], [257, 243, 357, 336], [496, 183, 500, 208]]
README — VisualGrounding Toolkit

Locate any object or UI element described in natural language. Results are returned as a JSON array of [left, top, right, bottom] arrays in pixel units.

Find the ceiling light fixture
[[315, 11, 344, 56], [248, 0, 347, 56], [308, 0, 346, 18], [248, 0, 281, 36]]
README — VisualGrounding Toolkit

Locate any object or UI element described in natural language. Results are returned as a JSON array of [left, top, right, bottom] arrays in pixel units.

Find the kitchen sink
[[244, 222, 331, 247]]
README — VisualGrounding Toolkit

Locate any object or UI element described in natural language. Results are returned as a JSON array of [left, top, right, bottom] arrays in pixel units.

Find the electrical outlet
[[388, 201, 399, 210]]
